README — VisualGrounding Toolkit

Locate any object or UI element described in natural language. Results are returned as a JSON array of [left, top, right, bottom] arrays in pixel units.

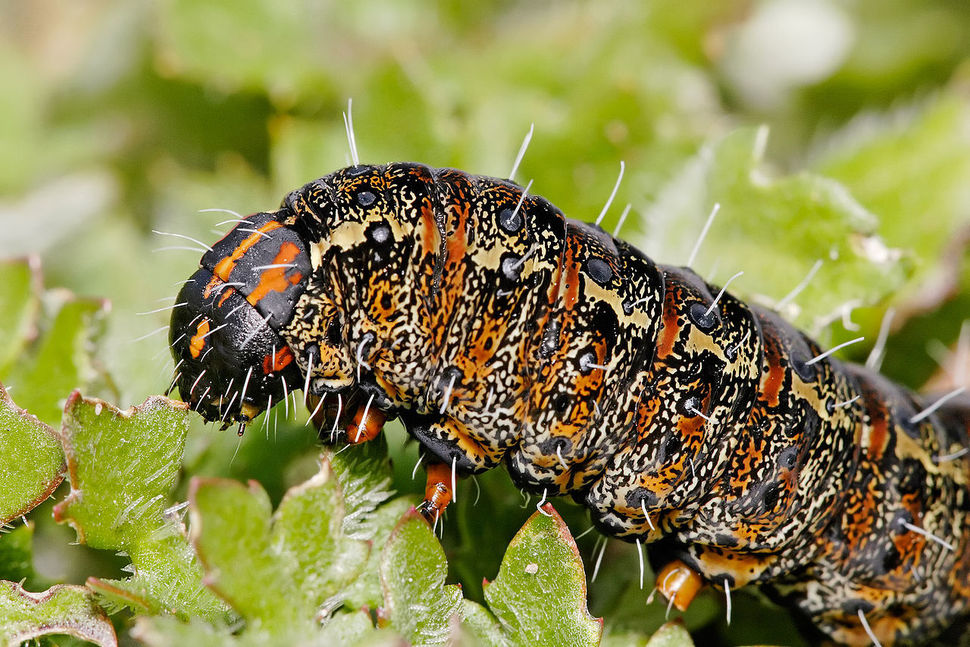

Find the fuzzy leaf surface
[[187, 457, 372, 639], [0, 257, 41, 377], [637, 127, 908, 333], [52, 393, 224, 620], [0, 581, 117, 647], [483, 504, 602, 647], [379, 509, 465, 646], [0, 383, 64, 525]]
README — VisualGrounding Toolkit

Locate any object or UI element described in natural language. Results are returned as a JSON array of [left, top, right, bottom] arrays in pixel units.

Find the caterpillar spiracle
[[168, 161, 970, 646]]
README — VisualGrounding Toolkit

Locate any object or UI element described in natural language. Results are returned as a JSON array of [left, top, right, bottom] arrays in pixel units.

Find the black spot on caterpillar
[[169, 162, 970, 646]]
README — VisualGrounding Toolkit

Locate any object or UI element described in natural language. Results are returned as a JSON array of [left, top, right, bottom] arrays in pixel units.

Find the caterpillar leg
[[418, 460, 454, 524], [345, 399, 386, 444], [306, 392, 387, 444], [655, 560, 705, 612]]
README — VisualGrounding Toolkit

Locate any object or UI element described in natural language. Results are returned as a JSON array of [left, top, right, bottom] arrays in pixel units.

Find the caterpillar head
[[169, 211, 310, 428]]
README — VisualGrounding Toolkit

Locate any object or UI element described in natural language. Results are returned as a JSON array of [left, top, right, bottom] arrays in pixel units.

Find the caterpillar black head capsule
[[168, 212, 310, 428]]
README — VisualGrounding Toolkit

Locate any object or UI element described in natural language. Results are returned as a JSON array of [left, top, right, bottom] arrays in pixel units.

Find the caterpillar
[[168, 161, 970, 646]]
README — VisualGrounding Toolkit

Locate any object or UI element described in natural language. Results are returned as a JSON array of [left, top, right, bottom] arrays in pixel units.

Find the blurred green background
[[2, 0, 970, 644]]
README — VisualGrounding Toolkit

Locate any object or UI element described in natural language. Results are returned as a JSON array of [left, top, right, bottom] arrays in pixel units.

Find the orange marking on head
[[262, 346, 294, 374], [216, 288, 233, 307], [245, 241, 304, 308], [212, 220, 284, 280], [202, 274, 222, 299], [189, 320, 211, 359]]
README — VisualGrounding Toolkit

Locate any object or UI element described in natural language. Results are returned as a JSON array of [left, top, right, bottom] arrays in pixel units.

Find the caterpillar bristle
[[910, 386, 967, 424], [636, 537, 644, 589], [508, 123, 534, 182], [612, 203, 633, 238], [591, 536, 606, 583], [595, 160, 625, 227], [150, 229, 213, 253], [686, 202, 721, 268], [129, 325, 169, 344], [342, 98, 359, 167]]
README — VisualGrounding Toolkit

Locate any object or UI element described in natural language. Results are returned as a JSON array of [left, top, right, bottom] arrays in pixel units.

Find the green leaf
[[327, 438, 396, 539], [483, 504, 602, 647], [156, 0, 338, 102], [0, 383, 64, 525], [601, 620, 698, 647], [274, 460, 372, 602], [190, 478, 302, 632], [379, 509, 464, 645], [0, 257, 41, 377], [328, 438, 419, 610], [643, 621, 694, 647], [319, 610, 393, 646], [339, 497, 414, 611], [52, 393, 224, 620], [135, 610, 399, 647], [3, 295, 109, 427], [458, 599, 506, 647], [188, 457, 372, 638], [0, 523, 35, 584], [637, 127, 909, 334], [0, 581, 117, 647], [132, 615, 236, 647], [812, 94, 970, 296]]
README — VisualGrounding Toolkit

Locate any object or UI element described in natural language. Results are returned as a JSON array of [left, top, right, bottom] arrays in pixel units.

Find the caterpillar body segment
[[169, 162, 970, 646]]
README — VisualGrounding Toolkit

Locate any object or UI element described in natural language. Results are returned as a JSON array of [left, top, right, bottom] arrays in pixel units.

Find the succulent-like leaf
[[379, 508, 464, 645], [0, 581, 117, 647], [187, 456, 376, 640], [484, 504, 603, 647], [0, 257, 41, 377], [53, 393, 224, 620], [0, 383, 64, 526], [636, 127, 908, 334]]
